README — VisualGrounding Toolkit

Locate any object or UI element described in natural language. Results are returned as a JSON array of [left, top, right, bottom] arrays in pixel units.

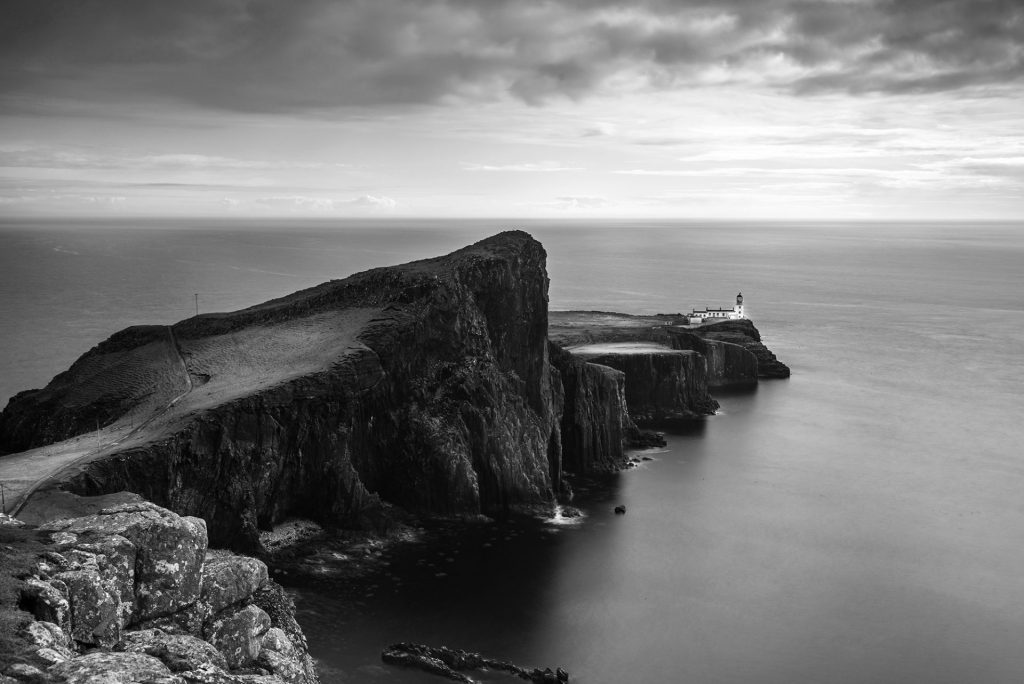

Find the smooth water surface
[[2, 219, 1022, 682]]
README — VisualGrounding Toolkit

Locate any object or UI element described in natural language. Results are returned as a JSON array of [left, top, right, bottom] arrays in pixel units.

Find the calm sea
[[2, 218, 1023, 683]]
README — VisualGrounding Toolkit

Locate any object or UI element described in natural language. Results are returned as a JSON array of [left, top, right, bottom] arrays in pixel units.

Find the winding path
[[1, 326, 194, 517]]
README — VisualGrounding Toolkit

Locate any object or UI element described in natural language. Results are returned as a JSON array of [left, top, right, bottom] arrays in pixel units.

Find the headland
[[0, 231, 788, 682]]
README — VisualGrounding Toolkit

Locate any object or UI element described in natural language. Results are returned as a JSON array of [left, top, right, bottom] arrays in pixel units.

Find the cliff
[[0, 502, 317, 684], [675, 319, 791, 379], [567, 344, 719, 425], [549, 311, 789, 385], [668, 333, 758, 388], [1, 232, 629, 549], [548, 343, 633, 474]]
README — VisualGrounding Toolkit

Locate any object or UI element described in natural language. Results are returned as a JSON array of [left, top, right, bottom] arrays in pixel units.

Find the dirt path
[[0, 326, 194, 516]]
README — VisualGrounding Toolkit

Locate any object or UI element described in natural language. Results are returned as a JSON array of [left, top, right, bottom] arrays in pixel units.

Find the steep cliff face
[[548, 311, 767, 388], [548, 344, 632, 474], [567, 345, 718, 426], [669, 333, 758, 388], [681, 319, 791, 378], [2, 232, 630, 549]]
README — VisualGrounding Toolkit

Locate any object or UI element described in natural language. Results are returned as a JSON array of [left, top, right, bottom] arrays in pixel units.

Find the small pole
[[194, 293, 199, 317]]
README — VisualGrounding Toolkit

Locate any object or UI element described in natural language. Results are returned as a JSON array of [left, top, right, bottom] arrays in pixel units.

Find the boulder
[[176, 663, 283, 683], [23, 620, 75, 661], [259, 629, 296, 659], [256, 648, 306, 684], [73, 533, 137, 625], [41, 502, 208, 622], [21, 577, 71, 632], [204, 604, 272, 669], [4, 664, 48, 684], [119, 629, 228, 673], [54, 568, 121, 647], [133, 601, 206, 637], [200, 552, 268, 616], [47, 651, 180, 683]]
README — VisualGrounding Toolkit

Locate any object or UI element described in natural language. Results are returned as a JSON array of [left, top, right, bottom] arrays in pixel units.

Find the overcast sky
[[1, 0, 1022, 219]]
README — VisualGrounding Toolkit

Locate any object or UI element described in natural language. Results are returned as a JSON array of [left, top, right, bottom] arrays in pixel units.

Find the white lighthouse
[[686, 292, 747, 323]]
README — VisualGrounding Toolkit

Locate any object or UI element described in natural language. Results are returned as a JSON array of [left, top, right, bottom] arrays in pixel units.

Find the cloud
[[462, 161, 584, 172], [0, 145, 342, 171], [251, 194, 397, 212], [550, 195, 609, 209], [1, 0, 1020, 114], [349, 194, 398, 209]]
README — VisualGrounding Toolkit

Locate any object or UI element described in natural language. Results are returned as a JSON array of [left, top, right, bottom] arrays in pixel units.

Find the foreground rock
[[1, 502, 318, 684], [382, 642, 568, 683], [1, 232, 633, 549]]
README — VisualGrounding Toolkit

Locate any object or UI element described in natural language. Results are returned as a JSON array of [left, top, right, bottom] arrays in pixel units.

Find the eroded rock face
[[4, 232, 627, 549], [670, 332, 758, 388], [569, 347, 719, 425], [549, 343, 631, 473], [679, 319, 790, 379]]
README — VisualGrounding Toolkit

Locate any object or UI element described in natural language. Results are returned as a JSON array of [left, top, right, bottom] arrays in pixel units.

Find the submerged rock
[[381, 642, 568, 683]]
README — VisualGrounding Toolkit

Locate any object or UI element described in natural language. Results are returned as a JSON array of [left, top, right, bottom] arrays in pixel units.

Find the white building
[[687, 292, 745, 324]]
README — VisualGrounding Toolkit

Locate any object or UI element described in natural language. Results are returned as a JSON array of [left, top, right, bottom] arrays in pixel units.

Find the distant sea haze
[[2, 218, 1023, 683]]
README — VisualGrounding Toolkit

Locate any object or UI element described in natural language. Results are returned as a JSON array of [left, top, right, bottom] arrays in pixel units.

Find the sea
[[1, 218, 1023, 683]]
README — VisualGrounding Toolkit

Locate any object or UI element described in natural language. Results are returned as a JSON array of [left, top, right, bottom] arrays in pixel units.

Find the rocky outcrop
[[2, 502, 317, 684], [381, 642, 568, 683], [669, 333, 758, 388], [678, 319, 790, 379], [2, 232, 631, 549], [548, 344, 632, 474], [568, 346, 719, 426], [548, 310, 783, 388]]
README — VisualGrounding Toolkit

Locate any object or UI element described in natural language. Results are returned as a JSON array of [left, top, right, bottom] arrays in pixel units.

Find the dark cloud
[[0, 0, 1021, 113]]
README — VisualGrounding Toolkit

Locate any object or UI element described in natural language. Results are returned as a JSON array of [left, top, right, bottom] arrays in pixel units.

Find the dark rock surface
[[669, 333, 758, 388], [676, 319, 790, 379], [2, 233, 629, 549], [548, 344, 632, 474], [381, 642, 568, 683], [568, 347, 719, 426]]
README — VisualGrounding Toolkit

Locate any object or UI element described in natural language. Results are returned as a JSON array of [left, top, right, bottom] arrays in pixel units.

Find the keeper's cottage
[[687, 292, 745, 324]]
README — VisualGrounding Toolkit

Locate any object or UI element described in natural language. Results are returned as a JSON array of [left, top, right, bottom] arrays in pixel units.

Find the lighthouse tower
[[735, 292, 744, 318]]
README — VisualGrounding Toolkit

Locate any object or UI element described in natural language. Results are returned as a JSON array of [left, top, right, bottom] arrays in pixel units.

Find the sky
[[1, 0, 1022, 220]]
